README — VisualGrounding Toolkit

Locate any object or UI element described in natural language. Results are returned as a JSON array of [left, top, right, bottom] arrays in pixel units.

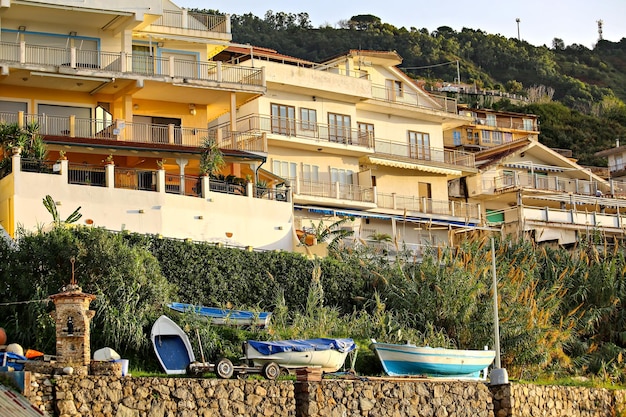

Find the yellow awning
[[366, 156, 462, 176]]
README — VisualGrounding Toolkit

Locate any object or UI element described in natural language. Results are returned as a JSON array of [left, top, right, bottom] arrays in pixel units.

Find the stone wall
[[490, 383, 624, 417], [295, 379, 493, 417], [26, 374, 296, 417], [19, 372, 626, 417]]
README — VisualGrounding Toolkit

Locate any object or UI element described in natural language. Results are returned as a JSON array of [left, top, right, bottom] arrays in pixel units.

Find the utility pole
[[516, 18, 521, 41]]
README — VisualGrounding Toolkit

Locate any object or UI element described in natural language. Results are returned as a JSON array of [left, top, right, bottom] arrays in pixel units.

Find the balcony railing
[[486, 172, 607, 196], [473, 117, 537, 131], [68, 164, 106, 187], [2, 112, 267, 153], [371, 84, 458, 114], [294, 179, 374, 203], [0, 42, 263, 87], [377, 193, 480, 219], [374, 138, 476, 169], [14, 158, 291, 203], [231, 114, 375, 149], [152, 10, 229, 33], [524, 206, 626, 231]]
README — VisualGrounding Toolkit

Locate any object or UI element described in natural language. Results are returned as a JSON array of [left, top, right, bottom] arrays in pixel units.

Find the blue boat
[[370, 340, 495, 379], [167, 302, 271, 327], [151, 315, 195, 375]]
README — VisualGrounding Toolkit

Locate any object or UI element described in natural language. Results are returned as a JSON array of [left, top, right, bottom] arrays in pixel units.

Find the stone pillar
[[49, 265, 96, 375]]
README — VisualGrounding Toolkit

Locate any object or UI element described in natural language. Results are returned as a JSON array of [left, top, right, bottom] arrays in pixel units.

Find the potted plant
[[103, 154, 114, 165]]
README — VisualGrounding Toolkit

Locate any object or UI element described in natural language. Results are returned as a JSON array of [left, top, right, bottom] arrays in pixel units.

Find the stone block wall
[[490, 383, 620, 417], [26, 374, 296, 417], [295, 379, 494, 417], [19, 372, 626, 417]]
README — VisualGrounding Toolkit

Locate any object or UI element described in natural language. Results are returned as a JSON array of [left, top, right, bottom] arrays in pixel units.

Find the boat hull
[[151, 315, 195, 375], [371, 342, 495, 379], [168, 303, 271, 327], [245, 338, 356, 373]]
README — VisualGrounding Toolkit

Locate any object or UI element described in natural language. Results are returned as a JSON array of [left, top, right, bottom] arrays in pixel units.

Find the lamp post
[[490, 237, 509, 385], [516, 18, 521, 41]]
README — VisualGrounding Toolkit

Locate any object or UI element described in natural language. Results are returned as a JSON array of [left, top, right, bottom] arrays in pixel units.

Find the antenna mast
[[597, 19, 604, 42]]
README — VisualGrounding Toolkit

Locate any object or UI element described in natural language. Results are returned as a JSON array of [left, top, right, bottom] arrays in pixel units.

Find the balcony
[[2, 156, 293, 249], [370, 84, 458, 114], [230, 114, 375, 151], [0, 41, 264, 89], [287, 178, 375, 206], [373, 138, 476, 170], [523, 206, 626, 233], [473, 117, 538, 131], [377, 192, 480, 221], [1, 112, 267, 153], [484, 172, 607, 196], [151, 10, 230, 34]]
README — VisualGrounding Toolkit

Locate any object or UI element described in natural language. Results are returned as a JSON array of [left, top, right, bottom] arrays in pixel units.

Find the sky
[[179, 0, 626, 49]]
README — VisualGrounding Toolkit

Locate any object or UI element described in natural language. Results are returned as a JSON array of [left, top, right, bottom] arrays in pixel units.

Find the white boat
[[370, 340, 495, 379], [245, 338, 356, 373], [151, 315, 195, 375]]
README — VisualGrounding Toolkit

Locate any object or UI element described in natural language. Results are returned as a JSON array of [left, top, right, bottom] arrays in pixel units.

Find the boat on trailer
[[370, 340, 495, 379], [244, 338, 357, 373], [167, 302, 272, 327], [151, 315, 195, 375]]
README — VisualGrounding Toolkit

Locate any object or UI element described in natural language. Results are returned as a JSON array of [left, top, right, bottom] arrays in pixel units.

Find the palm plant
[[199, 136, 225, 177], [308, 217, 354, 252]]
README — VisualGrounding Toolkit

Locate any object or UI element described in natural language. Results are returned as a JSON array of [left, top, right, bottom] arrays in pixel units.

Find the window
[[481, 130, 491, 144], [452, 131, 461, 146], [328, 113, 351, 143], [615, 154, 624, 171], [409, 131, 430, 160], [357, 122, 374, 146], [385, 79, 403, 100], [132, 44, 155, 74], [523, 118, 534, 131], [492, 131, 503, 144], [272, 160, 297, 184], [302, 164, 319, 182], [486, 114, 497, 127], [300, 108, 317, 131], [271, 103, 295, 135], [330, 168, 354, 185], [503, 132, 513, 143], [38, 104, 91, 136]]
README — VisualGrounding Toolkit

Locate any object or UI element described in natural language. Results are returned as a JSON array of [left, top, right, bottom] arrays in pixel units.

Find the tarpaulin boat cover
[[0, 352, 27, 371], [248, 338, 356, 355]]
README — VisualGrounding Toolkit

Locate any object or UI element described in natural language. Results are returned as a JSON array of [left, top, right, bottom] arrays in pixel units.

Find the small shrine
[[49, 258, 96, 376]]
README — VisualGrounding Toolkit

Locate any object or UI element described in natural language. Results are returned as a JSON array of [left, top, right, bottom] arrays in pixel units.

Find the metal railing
[[486, 172, 607, 196], [374, 138, 476, 169], [473, 117, 537, 131], [68, 164, 106, 187], [115, 168, 156, 191], [21, 158, 58, 174], [371, 84, 458, 114], [295, 179, 374, 203], [3, 112, 267, 153], [152, 10, 229, 33], [377, 193, 480, 219], [0, 42, 263, 87], [232, 114, 375, 148]]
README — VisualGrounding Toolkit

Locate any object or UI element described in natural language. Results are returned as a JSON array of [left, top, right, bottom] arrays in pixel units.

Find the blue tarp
[[0, 352, 27, 371], [248, 338, 356, 355]]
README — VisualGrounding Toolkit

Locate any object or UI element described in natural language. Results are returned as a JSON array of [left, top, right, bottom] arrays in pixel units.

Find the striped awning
[[503, 163, 564, 172], [365, 157, 462, 176]]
